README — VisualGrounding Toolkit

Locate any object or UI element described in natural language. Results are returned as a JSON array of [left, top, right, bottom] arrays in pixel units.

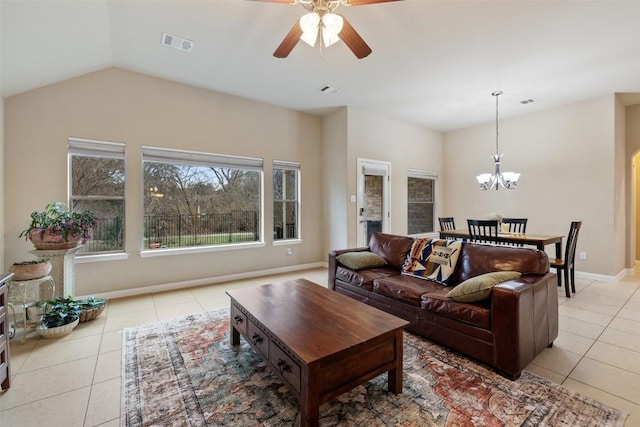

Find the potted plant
[[19, 202, 98, 250], [8, 258, 52, 281], [77, 296, 108, 322], [36, 296, 81, 338]]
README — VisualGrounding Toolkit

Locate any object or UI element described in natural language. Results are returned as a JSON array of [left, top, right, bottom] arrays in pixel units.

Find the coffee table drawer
[[247, 320, 269, 357], [230, 304, 247, 335], [269, 343, 300, 393]]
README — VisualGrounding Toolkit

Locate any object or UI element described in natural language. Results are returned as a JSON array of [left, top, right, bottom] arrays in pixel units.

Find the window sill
[[75, 252, 130, 263], [272, 239, 302, 246], [139, 241, 266, 258]]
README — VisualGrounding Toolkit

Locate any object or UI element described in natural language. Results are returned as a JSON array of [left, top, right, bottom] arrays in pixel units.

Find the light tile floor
[[1, 267, 639, 426]]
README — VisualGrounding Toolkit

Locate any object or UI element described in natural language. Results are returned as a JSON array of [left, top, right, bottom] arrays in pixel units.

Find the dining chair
[[550, 221, 582, 298], [467, 219, 499, 244], [438, 217, 456, 231], [500, 218, 528, 246], [501, 218, 528, 233]]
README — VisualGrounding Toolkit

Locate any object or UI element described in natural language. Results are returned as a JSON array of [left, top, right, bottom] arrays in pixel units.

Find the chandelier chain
[[492, 90, 502, 156]]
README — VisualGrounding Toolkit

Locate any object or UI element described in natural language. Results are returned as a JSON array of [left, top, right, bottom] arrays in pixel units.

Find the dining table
[[439, 229, 564, 259]]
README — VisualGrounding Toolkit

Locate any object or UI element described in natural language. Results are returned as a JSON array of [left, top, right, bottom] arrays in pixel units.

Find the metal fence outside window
[[83, 217, 124, 253], [144, 210, 259, 248], [83, 210, 260, 252]]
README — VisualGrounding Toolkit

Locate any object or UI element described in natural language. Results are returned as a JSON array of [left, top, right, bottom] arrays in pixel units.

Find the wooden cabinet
[[0, 273, 13, 390]]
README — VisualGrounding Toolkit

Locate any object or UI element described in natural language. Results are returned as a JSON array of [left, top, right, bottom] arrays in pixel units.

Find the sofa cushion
[[449, 243, 549, 285], [369, 232, 415, 269], [421, 293, 491, 330], [335, 266, 398, 291], [373, 275, 445, 306], [446, 271, 522, 303], [336, 252, 387, 270], [401, 238, 462, 285]]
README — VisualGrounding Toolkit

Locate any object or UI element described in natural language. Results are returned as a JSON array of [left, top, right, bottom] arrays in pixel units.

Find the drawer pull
[[251, 333, 263, 345], [233, 315, 244, 324], [277, 358, 291, 374]]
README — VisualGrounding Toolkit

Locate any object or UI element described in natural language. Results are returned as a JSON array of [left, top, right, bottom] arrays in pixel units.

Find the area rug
[[122, 309, 627, 427]]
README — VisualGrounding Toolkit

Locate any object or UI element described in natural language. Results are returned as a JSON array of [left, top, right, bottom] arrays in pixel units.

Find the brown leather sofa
[[328, 232, 558, 379]]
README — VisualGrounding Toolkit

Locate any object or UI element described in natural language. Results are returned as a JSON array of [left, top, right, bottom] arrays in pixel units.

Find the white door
[[357, 159, 391, 246]]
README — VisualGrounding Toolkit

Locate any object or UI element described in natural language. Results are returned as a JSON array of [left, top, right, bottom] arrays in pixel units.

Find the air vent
[[520, 98, 536, 105], [162, 32, 194, 52], [319, 85, 339, 94]]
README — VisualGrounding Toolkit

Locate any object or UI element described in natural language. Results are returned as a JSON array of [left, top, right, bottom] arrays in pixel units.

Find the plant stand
[[29, 247, 82, 298], [7, 275, 55, 342]]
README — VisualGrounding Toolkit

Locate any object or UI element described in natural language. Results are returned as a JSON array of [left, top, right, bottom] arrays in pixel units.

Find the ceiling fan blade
[[346, 0, 402, 5], [338, 16, 372, 59], [273, 21, 303, 58]]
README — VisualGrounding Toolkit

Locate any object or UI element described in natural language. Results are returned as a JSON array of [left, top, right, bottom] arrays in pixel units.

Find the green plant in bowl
[[41, 296, 81, 328]]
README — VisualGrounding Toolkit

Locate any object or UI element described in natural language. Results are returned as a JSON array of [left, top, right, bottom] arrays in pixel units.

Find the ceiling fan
[[251, 0, 401, 59]]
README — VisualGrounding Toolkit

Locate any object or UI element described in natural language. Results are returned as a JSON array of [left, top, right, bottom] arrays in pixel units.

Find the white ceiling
[[2, 0, 640, 132]]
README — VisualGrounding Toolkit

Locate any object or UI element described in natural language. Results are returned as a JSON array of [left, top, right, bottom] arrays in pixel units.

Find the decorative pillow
[[446, 271, 522, 303], [336, 252, 387, 270], [401, 238, 462, 285]]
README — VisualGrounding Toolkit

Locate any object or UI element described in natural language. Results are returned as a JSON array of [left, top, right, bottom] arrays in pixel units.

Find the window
[[273, 161, 300, 241], [69, 138, 126, 254], [142, 146, 263, 250], [407, 169, 437, 235]]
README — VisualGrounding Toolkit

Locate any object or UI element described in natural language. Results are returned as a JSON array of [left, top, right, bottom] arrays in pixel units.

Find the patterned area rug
[[122, 309, 627, 427]]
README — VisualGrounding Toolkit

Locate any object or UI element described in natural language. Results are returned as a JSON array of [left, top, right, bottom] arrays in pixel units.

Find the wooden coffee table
[[227, 278, 409, 427]]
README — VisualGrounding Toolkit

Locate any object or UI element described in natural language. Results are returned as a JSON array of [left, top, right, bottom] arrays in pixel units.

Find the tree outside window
[[273, 161, 300, 241], [69, 138, 125, 254], [142, 147, 263, 249]]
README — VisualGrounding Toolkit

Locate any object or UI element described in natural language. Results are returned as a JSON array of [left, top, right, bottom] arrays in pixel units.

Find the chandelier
[[476, 91, 520, 190]]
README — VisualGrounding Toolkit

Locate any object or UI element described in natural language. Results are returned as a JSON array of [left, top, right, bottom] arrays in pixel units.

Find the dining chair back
[[438, 217, 456, 231], [502, 217, 528, 233], [467, 219, 499, 244], [550, 221, 582, 298], [501, 217, 528, 246]]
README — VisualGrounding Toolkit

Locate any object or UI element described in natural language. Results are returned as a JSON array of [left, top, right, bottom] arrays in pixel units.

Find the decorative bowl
[[36, 318, 79, 339], [79, 303, 107, 323]]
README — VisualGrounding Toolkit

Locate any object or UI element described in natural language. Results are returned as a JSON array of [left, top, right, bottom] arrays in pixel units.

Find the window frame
[[407, 169, 438, 236], [68, 137, 127, 258], [140, 146, 265, 256], [272, 160, 301, 244]]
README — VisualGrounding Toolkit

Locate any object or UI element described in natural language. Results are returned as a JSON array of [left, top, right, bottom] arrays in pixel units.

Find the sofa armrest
[[328, 247, 370, 290], [490, 272, 558, 378]]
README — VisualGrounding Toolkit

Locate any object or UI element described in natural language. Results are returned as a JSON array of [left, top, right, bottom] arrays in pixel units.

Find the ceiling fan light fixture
[[321, 13, 343, 47], [300, 12, 320, 46]]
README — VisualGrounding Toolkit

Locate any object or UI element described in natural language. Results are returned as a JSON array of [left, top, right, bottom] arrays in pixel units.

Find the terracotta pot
[[28, 229, 82, 250], [8, 260, 52, 281]]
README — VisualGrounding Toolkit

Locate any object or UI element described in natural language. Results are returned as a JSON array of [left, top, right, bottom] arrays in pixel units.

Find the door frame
[[357, 158, 391, 246]]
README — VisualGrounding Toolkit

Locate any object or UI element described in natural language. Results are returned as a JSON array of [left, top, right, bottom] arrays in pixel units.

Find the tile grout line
[[561, 282, 640, 392]]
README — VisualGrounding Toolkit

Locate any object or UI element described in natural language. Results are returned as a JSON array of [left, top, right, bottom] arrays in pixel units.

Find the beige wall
[[444, 95, 618, 276], [0, 2, 4, 271], [344, 107, 444, 248], [627, 104, 640, 262], [614, 96, 627, 273], [322, 108, 349, 255], [4, 68, 324, 295]]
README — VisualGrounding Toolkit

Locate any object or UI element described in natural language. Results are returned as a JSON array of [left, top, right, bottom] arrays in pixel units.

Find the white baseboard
[[77, 262, 328, 300], [574, 269, 629, 283]]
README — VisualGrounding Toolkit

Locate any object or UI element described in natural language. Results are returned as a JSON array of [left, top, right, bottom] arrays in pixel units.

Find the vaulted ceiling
[[2, 0, 640, 132]]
